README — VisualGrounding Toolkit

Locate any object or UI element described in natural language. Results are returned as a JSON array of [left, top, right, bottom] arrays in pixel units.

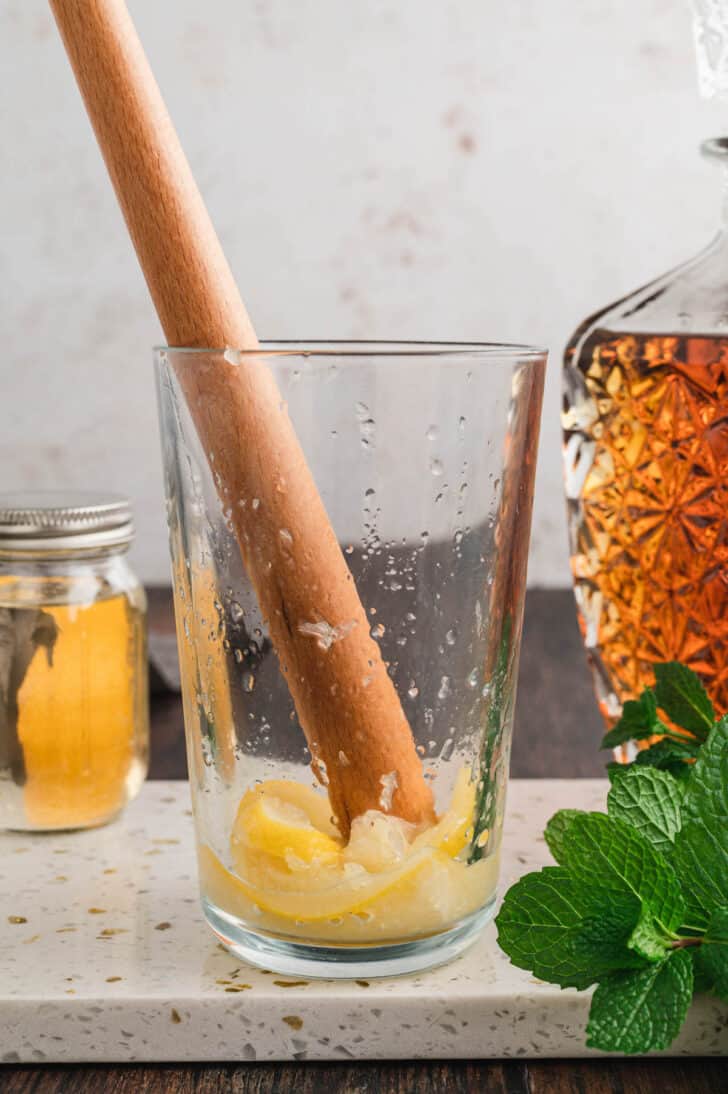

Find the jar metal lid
[[0, 492, 135, 552]]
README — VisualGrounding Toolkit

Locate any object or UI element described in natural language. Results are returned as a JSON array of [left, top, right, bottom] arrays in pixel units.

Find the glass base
[[202, 895, 495, 979]]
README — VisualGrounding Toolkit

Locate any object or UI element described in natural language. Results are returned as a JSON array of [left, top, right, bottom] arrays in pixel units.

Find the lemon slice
[[199, 840, 436, 921], [231, 780, 343, 869], [199, 842, 495, 939], [411, 766, 476, 857]]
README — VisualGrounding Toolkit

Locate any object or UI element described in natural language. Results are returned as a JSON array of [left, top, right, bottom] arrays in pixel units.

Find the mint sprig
[[601, 662, 707, 775], [496, 668, 728, 1055]]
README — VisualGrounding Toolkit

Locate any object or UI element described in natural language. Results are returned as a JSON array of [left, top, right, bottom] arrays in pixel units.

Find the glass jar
[[155, 341, 546, 977], [563, 138, 728, 731], [0, 493, 149, 830]]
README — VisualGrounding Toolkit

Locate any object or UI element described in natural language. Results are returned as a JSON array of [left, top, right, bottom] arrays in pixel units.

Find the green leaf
[[627, 907, 671, 963], [631, 738, 697, 780], [495, 866, 646, 989], [607, 767, 683, 854], [653, 662, 714, 740], [586, 949, 693, 1054], [544, 809, 582, 865], [704, 906, 728, 944], [607, 762, 625, 785], [602, 690, 660, 749], [670, 717, 728, 929], [693, 907, 728, 1003], [692, 949, 716, 994], [548, 811, 685, 935]]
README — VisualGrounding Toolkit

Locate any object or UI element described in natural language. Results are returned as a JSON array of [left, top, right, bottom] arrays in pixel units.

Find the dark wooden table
[[4, 590, 725, 1093]]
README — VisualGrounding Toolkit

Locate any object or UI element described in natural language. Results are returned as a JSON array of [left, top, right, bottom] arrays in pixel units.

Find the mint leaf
[[602, 690, 661, 749], [692, 950, 716, 994], [543, 809, 582, 865], [693, 908, 728, 1003], [607, 767, 682, 854], [631, 738, 697, 780], [586, 949, 693, 1054], [653, 662, 714, 740], [627, 908, 672, 963], [704, 906, 728, 944], [495, 866, 646, 989], [548, 811, 685, 934], [670, 717, 728, 929]]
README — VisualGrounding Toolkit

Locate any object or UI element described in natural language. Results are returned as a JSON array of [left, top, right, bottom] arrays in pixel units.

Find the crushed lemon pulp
[[198, 768, 499, 943]]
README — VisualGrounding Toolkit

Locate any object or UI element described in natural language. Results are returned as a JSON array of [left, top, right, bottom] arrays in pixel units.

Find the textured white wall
[[1, 0, 724, 583]]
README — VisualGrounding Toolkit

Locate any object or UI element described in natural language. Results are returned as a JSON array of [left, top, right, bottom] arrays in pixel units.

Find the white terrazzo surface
[[1, 779, 726, 1063]]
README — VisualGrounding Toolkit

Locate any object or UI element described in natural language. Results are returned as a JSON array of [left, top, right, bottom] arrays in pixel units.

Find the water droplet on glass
[[445, 629, 456, 646], [243, 673, 255, 693], [371, 623, 385, 639], [230, 601, 244, 623], [438, 675, 451, 700], [440, 737, 454, 762], [467, 667, 479, 688], [430, 458, 444, 476], [234, 648, 244, 664], [458, 415, 466, 433], [365, 488, 376, 498], [252, 498, 260, 510], [279, 528, 293, 549], [408, 683, 419, 699], [426, 424, 439, 441]]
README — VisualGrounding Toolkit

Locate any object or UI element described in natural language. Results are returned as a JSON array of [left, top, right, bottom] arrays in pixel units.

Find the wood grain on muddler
[[48, 0, 434, 835]]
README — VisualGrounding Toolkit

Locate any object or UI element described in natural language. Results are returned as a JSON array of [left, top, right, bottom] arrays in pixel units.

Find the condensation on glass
[[156, 341, 546, 978]]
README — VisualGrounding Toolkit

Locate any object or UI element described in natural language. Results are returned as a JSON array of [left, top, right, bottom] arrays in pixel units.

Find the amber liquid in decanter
[[564, 326, 728, 722]]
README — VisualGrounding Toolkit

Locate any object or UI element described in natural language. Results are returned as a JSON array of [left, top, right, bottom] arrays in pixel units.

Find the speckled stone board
[[1, 780, 726, 1063]]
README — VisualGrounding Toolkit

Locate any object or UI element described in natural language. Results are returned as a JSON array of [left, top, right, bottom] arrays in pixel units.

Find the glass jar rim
[[0, 491, 134, 554], [155, 339, 548, 362]]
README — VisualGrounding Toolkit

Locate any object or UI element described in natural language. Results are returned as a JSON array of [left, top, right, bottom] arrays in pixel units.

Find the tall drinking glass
[[155, 342, 546, 977]]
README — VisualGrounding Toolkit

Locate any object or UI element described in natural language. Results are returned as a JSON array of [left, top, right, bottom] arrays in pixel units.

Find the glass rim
[[154, 339, 548, 361]]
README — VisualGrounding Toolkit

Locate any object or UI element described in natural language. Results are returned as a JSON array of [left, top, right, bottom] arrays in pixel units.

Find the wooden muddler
[[49, 0, 435, 836]]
